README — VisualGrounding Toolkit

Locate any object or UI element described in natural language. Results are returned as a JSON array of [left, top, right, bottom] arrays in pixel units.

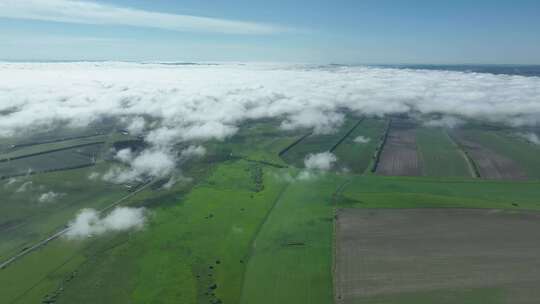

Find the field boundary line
[[331, 179, 352, 304], [278, 132, 313, 158], [369, 118, 392, 173], [329, 118, 365, 153], [446, 130, 481, 178], [238, 176, 291, 303]]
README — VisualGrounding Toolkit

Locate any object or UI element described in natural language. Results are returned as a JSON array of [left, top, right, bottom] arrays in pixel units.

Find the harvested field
[[453, 133, 527, 180], [376, 120, 422, 176], [335, 208, 540, 304]]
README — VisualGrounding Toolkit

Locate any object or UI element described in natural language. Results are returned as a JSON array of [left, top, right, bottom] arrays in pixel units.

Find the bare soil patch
[[335, 208, 540, 304], [376, 120, 422, 176]]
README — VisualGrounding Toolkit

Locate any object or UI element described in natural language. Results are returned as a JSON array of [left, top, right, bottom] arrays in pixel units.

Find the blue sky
[[1, 0, 539, 63]]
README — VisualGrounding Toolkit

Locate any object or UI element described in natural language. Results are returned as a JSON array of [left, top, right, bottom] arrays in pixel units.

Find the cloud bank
[[0, 0, 286, 34], [65, 207, 146, 239], [1, 63, 540, 180]]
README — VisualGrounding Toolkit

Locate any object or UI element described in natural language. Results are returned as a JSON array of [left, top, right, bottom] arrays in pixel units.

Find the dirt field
[[335, 208, 540, 304], [376, 120, 422, 176], [453, 135, 527, 180]]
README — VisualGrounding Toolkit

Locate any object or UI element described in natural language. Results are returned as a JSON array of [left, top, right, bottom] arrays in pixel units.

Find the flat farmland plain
[[376, 120, 422, 176], [335, 208, 540, 304]]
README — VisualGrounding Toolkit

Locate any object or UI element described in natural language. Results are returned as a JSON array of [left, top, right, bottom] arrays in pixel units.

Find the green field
[[240, 172, 345, 304], [416, 127, 473, 178], [338, 175, 540, 210]]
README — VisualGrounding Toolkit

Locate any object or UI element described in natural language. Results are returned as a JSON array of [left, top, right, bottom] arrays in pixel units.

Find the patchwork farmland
[[3, 115, 540, 304]]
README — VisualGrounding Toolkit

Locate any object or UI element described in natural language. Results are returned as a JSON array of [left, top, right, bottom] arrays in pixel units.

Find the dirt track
[[335, 208, 540, 304]]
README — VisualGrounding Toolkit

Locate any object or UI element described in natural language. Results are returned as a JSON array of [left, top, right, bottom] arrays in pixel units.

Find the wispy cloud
[[0, 0, 287, 34]]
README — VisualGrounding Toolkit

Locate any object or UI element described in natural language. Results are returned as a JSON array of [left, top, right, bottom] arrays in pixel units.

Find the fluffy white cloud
[[87, 172, 100, 180], [65, 207, 146, 239], [15, 181, 33, 193], [38, 191, 64, 203], [518, 132, 540, 145], [304, 152, 337, 171], [423, 116, 464, 128], [353, 136, 371, 144], [104, 148, 176, 183], [126, 116, 146, 135], [180, 145, 206, 159]]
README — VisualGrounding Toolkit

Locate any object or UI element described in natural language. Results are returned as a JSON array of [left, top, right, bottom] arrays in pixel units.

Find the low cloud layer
[[2, 63, 539, 141], [304, 152, 337, 171], [65, 207, 146, 239], [1, 63, 540, 180]]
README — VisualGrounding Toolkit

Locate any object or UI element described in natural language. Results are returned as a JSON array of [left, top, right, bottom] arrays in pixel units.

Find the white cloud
[[518, 132, 540, 145], [38, 191, 64, 203], [0, 0, 286, 35], [353, 135, 371, 144], [65, 207, 146, 239], [1, 63, 540, 180], [180, 145, 206, 159], [304, 152, 337, 171], [115, 148, 134, 163], [15, 181, 33, 193], [423, 116, 464, 128], [104, 148, 176, 183], [126, 116, 146, 135], [4, 178, 18, 188], [88, 172, 100, 180]]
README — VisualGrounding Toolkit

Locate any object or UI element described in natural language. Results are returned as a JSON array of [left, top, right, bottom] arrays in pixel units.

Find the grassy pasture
[[52, 160, 288, 304], [338, 175, 540, 210], [240, 172, 346, 304], [415, 128, 472, 178]]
